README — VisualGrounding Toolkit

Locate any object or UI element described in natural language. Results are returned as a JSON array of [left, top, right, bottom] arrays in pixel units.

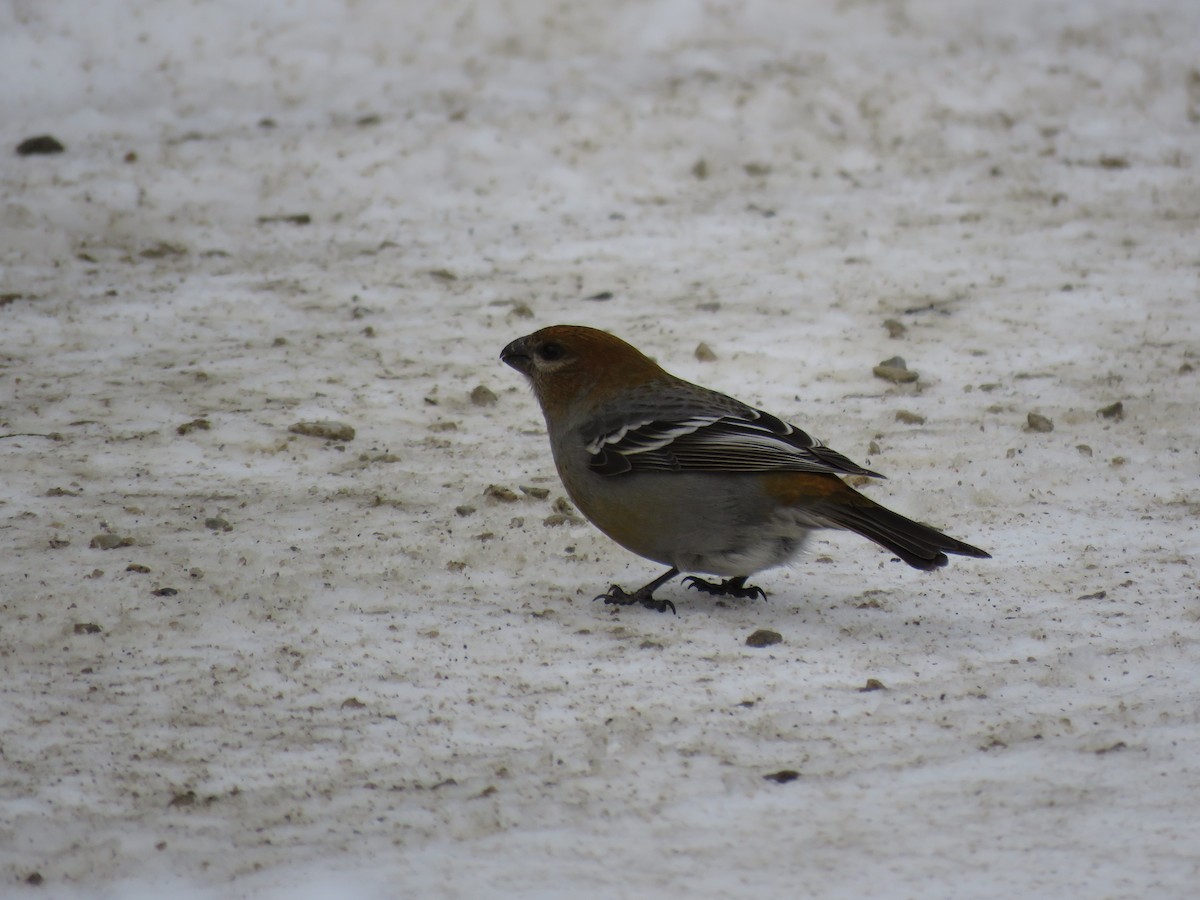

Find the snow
[[2, 0, 1198, 896]]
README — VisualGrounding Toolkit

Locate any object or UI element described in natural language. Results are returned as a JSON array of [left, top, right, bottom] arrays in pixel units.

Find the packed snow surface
[[2, 1, 1198, 896]]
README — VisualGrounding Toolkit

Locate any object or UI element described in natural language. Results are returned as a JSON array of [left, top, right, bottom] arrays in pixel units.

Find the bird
[[501, 324, 989, 613]]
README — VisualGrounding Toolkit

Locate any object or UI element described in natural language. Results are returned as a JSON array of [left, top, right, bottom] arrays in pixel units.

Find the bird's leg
[[594, 567, 680, 614], [682, 575, 767, 601]]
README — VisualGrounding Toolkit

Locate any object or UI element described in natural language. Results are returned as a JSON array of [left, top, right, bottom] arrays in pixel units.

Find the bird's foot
[[594, 585, 677, 615], [682, 575, 767, 601]]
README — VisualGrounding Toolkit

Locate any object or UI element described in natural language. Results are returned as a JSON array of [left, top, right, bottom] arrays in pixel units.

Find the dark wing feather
[[812, 499, 991, 569], [586, 409, 883, 478]]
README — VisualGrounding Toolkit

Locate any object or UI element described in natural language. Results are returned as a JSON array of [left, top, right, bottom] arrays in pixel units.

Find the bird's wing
[[585, 409, 883, 478]]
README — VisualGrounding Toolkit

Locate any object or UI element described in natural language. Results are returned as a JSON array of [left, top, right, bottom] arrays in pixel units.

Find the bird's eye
[[538, 342, 565, 361]]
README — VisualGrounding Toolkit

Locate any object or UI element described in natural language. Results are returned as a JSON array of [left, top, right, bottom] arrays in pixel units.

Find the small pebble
[[361, 452, 400, 464], [176, 418, 210, 436], [17, 135, 65, 155], [140, 242, 186, 259], [1025, 412, 1054, 433], [257, 213, 311, 226], [204, 517, 231, 531], [90, 533, 132, 550], [763, 770, 800, 784], [73, 623, 103, 635], [485, 484, 520, 503], [520, 485, 550, 499], [289, 420, 355, 441], [894, 410, 926, 425], [470, 385, 498, 407], [694, 342, 717, 362], [1076, 444, 1093, 457], [873, 357, 919, 383], [745, 629, 782, 648], [883, 319, 907, 338], [1096, 401, 1124, 420], [859, 678, 886, 692]]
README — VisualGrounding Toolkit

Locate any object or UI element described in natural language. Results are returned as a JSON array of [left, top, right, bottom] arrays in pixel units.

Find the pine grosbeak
[[501, 324, 989, 613]]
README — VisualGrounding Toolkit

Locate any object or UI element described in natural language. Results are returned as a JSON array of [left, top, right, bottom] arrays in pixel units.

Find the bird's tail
[[820, 492, 991, 570]]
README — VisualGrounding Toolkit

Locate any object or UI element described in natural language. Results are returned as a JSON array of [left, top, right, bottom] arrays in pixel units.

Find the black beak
[[501, 336, 532, 375]]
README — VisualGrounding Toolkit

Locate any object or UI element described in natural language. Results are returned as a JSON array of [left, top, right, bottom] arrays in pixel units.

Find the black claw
[[592, 587, 676, 614], [641, 597, 676, 615], [594, 585, 632, 605], [682, 576, 767, 602], [591, 569, 680, 614]]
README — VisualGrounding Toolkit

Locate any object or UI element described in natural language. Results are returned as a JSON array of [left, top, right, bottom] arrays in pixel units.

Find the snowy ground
[[2, 0, 1198, 896]]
